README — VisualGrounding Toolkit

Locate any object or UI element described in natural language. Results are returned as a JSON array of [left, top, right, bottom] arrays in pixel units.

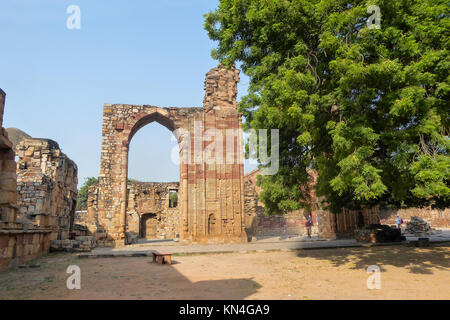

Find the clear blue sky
[[0, 0, 255, 186]]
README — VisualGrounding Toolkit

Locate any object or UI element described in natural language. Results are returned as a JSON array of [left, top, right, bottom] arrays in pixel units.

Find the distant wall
[[243, 178, 319, 238], [126, 182, 180, 240], [380, 208, 450, 228], [84, 182, 180, 242]]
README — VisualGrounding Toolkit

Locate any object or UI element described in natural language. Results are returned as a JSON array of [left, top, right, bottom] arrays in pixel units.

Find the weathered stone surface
[[0, 89, 54, 272], [126, 182, 180, 241], [380, 208, 450, 229], [88, 65, 247, 245], [0, 89, 19, 226], [15, 138, 78, 240], [50, 236, 96, 252], [244, 169, 321, 239], [405, 216, 432, 236], [243, 169, 383, 239]]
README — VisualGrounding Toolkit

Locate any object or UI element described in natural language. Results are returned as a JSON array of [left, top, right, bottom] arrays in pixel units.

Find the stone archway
[[208, 213, 218, 236], [92, 65, 248, 245]]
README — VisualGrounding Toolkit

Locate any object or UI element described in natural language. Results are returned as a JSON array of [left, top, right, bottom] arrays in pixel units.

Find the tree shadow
[[144, 259, 262, 299], [296, 243, 450, 275]]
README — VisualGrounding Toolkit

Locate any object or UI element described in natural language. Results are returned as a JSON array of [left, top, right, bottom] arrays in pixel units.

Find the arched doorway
[[208, 213, 218, 236], [126, 120, 181, 242], [94, 65, 247, 245]]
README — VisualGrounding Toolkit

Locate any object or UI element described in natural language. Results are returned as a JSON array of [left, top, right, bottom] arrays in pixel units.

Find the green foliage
[[205, 0, 449, 213], [76, 177, 98, 210], [169, 192, 178, 208]]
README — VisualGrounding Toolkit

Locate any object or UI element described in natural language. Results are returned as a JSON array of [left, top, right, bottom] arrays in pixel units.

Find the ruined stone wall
[[243, 169, 384, 239], [379, 208, 450, 228], [319, 207, 448, 239], [83, 182, 180, 242], [126, 182, 180, 240], [244, 169, 320, 239], [0, 89, 19, 228], [15, 138, 78, 240], [0, 89, 53, 271], [92, 65, 247, 245]]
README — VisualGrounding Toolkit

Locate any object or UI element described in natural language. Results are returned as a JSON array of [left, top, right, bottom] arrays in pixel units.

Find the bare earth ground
[[0, 244, 449, 300]]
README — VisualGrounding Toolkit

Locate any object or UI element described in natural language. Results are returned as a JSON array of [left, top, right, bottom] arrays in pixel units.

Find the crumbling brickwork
[[126, 182, 180, 241], [380, 208, 450, 228], [89, 65, 247, 245], [15, 138, 78, 240], [243, 170, 319, 238], [0, 89, 53, 271], [0, 89, 19, 228], [243, 169, 383, 239]]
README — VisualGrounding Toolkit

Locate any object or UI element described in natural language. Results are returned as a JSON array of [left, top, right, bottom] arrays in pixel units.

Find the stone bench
[[152, 251, 172, 265]]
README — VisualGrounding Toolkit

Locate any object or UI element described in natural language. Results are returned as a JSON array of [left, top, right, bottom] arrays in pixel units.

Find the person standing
[[305, 213, 313, 238], [396, 214, 403, 230]]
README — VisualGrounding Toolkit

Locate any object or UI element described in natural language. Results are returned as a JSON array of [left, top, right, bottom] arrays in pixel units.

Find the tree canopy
[[205, 0, 449, 213], [76, 177, 98, 210]]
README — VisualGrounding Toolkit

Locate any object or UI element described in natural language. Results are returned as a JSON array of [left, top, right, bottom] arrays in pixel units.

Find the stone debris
[[405, 216, 432, 235], [50, 236, 96, 252]]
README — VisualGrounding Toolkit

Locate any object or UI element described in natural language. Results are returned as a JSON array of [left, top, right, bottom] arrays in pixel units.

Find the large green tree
[[205, 0, 449, 213]]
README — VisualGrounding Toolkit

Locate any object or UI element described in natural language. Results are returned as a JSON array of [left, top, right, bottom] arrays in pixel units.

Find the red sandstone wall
[[380, 208, 450, 228]]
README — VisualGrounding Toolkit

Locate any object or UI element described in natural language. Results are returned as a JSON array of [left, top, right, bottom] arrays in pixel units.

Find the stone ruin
[[85, 65, 248, 245], [0, 89, 79, 271], [243, 169, 320, 238], [13, 137, 78, 240], [0, 89, 51, 271], [126, 182, 180, 242]]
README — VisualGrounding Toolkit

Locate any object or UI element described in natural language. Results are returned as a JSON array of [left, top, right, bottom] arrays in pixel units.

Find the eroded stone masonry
[[0, 90, 50, 271], [14, 138, 78, 240], [87, 65, 247, 245], [0, 89, 79, 271]]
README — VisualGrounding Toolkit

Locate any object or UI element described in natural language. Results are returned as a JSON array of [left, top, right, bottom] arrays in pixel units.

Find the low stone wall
[[253, 212, 319, 238], [0, 229, 53, 271]]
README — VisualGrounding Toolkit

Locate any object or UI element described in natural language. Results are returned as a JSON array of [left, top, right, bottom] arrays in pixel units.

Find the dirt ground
[[0, 244, 449, 300]]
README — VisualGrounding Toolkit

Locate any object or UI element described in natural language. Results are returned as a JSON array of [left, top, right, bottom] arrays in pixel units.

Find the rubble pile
[[405, 216, 432, 235]]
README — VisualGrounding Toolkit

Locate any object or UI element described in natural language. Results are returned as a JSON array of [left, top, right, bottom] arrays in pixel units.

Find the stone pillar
[[0, 89, 19, 227]]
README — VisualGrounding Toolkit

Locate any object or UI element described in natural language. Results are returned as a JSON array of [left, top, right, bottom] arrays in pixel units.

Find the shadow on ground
[[296, 243, 450, 275], [0, 253, 262, 300]]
